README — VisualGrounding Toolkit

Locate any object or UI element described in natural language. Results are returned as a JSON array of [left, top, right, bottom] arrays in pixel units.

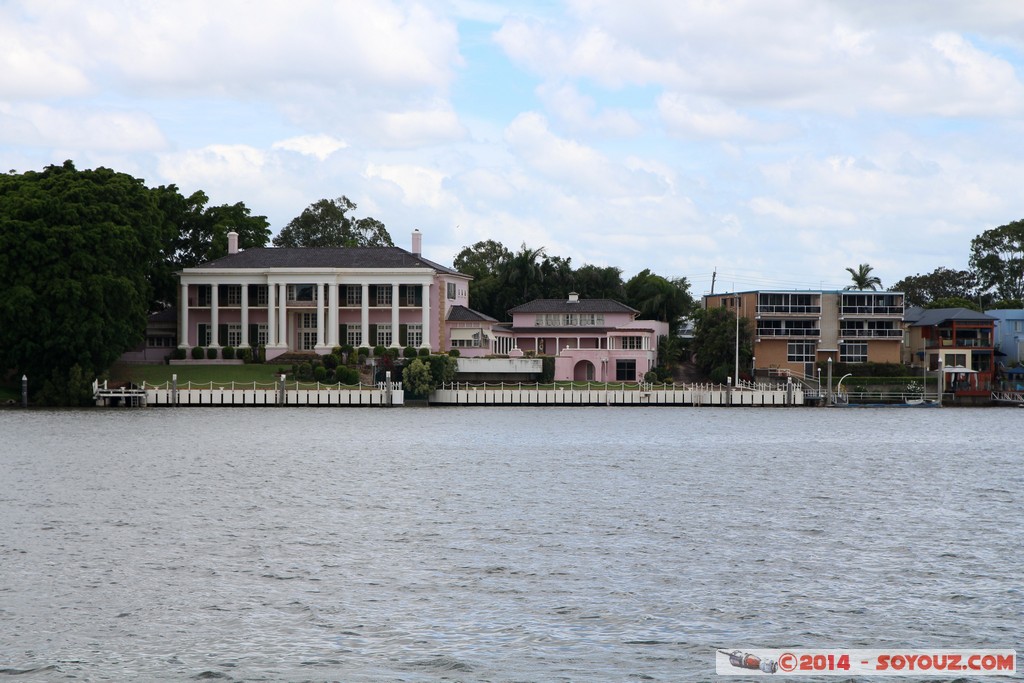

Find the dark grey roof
[[447, 305, 498, 323], [193, 247, 464, 276], [908, 307, 995, 327], [507, 297, 638, 315]]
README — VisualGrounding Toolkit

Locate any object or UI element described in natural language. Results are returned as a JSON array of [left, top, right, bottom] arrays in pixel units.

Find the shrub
[[403, 346, 417, 359], [257, 345, 266, 363], [172, 347, 187, 360], [240, 347, 253, 363], [297, 362, 313, 380], [373, 344, 386, 357], [313, 365, 327, 382], [418, 347, 430, 357], [191, 346, 205, 360], [222, 346, 235, 360], [541, 356, 555, 382], [643, 371, 658, 383], [323, 353, 339, 369], [336, 366, 360, 384], [357, 347, 370, 359], [206, 347, 218, 360], [448, 348, 460, 357], [341, 344, 354, 356]]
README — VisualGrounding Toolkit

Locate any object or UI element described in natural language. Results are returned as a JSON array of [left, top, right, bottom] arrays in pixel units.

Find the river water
[[0, 407, 1020, 681]]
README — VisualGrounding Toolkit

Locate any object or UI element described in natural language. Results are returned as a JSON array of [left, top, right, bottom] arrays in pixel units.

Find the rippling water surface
[[1, 407, 1020, 681]]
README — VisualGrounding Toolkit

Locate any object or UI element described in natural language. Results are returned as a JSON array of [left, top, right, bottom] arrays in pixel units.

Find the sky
[[5, 1, 1024, 297]]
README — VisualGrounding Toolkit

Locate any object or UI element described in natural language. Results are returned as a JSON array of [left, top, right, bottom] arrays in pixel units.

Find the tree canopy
[[690, 304, 753, 384], [0, 162, 168, 404], [890, 267, 979, 308], [623, 269, 695, 334], [844, 263, 882, 290], [969, 219, 1024, 301], [273, 196, 393, 248]]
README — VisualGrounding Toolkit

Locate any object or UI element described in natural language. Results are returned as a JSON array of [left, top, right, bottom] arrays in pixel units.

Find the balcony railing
[[839, 329, 904, 339], [756, 328, 821, 337], [840, 306, 904, 316], [757, 305, 821, 315], [926, 338, 992, 349]]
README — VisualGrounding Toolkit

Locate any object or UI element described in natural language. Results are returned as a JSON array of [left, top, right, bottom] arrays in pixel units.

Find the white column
[[278, 283, 288, 349], [420, 283, 431, 350], [315, 282, 326, 351], [267, 282, 277, 346], [179, 282, 189, 348], [210, 284, 220, 347], [240, 284, 250, 348], [361, 283, 369, 347], [327, 284, 339, 348], [391, 283, 400, 347]]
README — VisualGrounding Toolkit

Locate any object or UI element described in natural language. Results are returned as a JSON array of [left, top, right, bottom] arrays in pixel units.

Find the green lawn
[[110, 363, 292, 387]]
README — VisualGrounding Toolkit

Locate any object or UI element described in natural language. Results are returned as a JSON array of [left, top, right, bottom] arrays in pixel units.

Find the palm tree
[[845, 263, 882, 290]]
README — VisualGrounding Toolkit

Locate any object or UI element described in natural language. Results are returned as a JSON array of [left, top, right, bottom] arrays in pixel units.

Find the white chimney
[[227, 231, 239, 254], [411, 229, 422, 256], [568, 292, 579, 303]]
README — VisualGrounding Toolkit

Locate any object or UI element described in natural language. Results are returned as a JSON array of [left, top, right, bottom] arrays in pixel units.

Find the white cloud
[[272, 134, 348, 161], [365, 163, 449, 209], [0, 104, 166, 151], [377, 103, 467, 147], [658, 94, 788, 141]]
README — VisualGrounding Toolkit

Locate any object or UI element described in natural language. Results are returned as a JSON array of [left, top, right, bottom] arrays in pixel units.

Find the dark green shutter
[[369, 324, 378, 346], [399, 324, 408, 346], [218, 324, 228, 346], [249, 324, 259, 346], [197, 323, 208, 346], [339, 323, 347, 344]]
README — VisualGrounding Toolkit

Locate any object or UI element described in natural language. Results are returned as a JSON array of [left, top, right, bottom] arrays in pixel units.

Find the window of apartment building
[[621, 336, 643, 350], [400, 285, 422, 307], [616, 359, 636, 381], [347, 328, 362, 347], [375, 286, 392, 307], [447, 282, 456, 300], [248, 284, 268, 306], [219, 285, 242, 306], [287, 284, 316, 302], [787, 341, 816, 362], [1015, 320, 1024, 333], [376, 323, 392, 347], [405, 324, 423, 347], [944, 353, 967, 368], [840, 342, 867, 363]]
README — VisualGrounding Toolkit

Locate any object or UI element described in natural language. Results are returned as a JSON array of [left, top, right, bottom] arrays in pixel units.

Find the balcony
[[756, 327, 821, 337], [756, 305, 821, 315], [840, 305, 904, 316], [926, 337, 992, 349], [839, 328, 904, 339]]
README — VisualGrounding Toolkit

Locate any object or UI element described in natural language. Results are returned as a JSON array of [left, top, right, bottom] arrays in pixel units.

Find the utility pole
[[710, 268, 716, 295]]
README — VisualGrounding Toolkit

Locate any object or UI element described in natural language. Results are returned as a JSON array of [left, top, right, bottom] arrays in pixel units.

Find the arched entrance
[[573, 360, 596, 381]]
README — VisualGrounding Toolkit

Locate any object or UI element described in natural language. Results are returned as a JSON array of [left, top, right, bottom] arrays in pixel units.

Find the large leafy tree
[[969, 219, 1024, 300], [273, 196, 393, 248], [499, 243, 547, 310], [151, 186, 270, 307], [623, 269, 695, 335], [453, 239, 513, 320], [573, 264, 625, 301], [690, 305, 753, 383], [891, 267, 979, 308], [0, 161, 169, 404], [844, 263, 882, 290]]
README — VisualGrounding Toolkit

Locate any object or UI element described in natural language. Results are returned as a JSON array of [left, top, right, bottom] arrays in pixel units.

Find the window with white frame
[[224, 285, 242, 306], [621, 336, 643, 350], [840, 342, 867, 363], [347, 328, 362, 347], [255, 324, 268, 346], [147, 336, 175, 347], [227, 324, 242, 347], [376, 286, 392, 307], [406, 324, 423, 347], [376, 323, 392, 346], [250, 284, 268, 306], [346, 285, 361, 306], [197, 323, 212, 346], [299, 312, 317, 329], [447, 282, 456, 300], [787, 341, 816, 362], [287, 284, 316, 302]]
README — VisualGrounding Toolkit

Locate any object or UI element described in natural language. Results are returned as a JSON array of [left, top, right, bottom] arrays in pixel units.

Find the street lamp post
[[827, 357, 833, 406]]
